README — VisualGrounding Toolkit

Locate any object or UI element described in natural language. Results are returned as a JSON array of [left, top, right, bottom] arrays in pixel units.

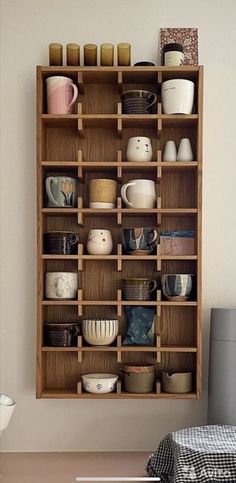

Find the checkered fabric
[[145, 425, 236, 483]]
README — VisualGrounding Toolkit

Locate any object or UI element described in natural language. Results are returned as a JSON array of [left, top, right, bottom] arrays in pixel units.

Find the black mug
[[44, 232, 79, 255], [45, 323, 80, 347]]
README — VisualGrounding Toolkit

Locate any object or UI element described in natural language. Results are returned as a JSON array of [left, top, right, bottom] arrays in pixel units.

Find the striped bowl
[[82, 319, 119, 346]]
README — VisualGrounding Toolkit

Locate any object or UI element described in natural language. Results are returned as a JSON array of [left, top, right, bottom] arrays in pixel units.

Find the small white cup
[[0, 394, 16, 431], [87, 229, 113, 255], [163, 140, 177, 162], [177, 138, 194, 161], [126, 137, 152, 162]]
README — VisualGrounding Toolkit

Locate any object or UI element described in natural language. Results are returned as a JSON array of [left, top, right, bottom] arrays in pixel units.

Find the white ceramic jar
[[126, 136, 152, 162], [161, 79, 194, 115], [87, 229, 113, 255]]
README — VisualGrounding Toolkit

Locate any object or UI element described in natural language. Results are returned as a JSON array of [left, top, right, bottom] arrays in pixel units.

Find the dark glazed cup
[[120, 90, 157, 114], [44, 232, 79, 255], [45, 323, 80, 347], [122, 228, 159, 255]]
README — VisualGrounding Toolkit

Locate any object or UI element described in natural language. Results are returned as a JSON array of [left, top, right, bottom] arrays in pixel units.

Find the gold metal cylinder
[[100, 43, 114, 66], [117, 43, 131, 66], [66, 43, 80, 66], [49, 43, 63, 66], [84, 44, 97, 66]]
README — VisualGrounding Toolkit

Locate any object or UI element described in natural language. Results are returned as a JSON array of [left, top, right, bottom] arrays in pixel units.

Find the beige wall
[[1, 0, 236, 452]]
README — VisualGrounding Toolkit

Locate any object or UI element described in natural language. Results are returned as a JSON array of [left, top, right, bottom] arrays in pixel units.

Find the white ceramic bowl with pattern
[[82, 373, 118, 394], [82, 319, 118, 346]]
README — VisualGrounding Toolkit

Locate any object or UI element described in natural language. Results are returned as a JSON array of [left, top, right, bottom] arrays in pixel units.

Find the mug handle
[[67, 83, 78, 111], [45, 177, 59, 206], [69, 325, 80, 337], [55, 277, 64, 298], [147, 280, 158, 293], [68, 233, 80, 246], [147, 229, 158, 249], [121, 182, 136, 208], [147, 93, 157, 110]]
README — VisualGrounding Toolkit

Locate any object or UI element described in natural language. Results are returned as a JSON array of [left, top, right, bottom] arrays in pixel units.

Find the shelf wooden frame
[[36, 65, 203, 400]]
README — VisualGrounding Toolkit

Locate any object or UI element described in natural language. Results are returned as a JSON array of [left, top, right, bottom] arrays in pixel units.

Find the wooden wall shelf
[[36, 65, 203, 400]]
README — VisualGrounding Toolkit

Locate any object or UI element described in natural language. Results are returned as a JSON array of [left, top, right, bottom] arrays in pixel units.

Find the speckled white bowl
[[82, 374, 118, 394]]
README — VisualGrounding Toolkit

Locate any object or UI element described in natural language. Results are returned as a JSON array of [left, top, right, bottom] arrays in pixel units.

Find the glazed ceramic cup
[[126, 137, 152, 162], [87, 229, 113, 255], [46, 76, 78, 114], [44, 232, 79, 255], [121, 90, 157, 114], [177, 138, 194, 161], [121, 179, 156, 208], [44, 323, 79, 347], [123, 364, 155, 393], [45, 176, 77, 208], [45, 272, 78, 300], [161, 79, 194, 114], [122, 278, 157, 301], [122, 228, 159, 255], [82, 374, 118, 394], [161, 274, 195, 301], [163, 140, 177, 162], [0, 394, 16, 431], [89, 179, 117, 208], [162, 371, 193, 393], [82, 319, 119, 346]]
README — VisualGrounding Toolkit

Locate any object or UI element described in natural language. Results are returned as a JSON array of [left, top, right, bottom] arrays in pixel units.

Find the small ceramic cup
[[44, 232, 79, 255], [161, 274, 195, 301], [89, 179, 117, 208], [45, 176, 77, 208], [87, 229, 113, 255], [122, 228, 159, 255], [121, 179, 156, 208], [126, 137, 152, 162], [45, 323, 79, 347], [122, 278, 157, 301], [45, 272, 78, 300], [163, 140, 177, 162], [177, 138, 194, 161]]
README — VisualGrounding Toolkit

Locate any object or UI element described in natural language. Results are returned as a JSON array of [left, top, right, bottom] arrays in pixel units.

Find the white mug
[[126, 137, 152, 162], [177, 138, 194, 161], [121, 179, 156, 208], [161, 79, 194, 115], [163, 140, 177, 162], [87, 229, 113, 255], [45, 272, 78, 300], [0, 394, 16, 431]]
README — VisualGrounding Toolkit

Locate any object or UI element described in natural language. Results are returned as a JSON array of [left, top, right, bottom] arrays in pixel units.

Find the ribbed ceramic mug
[[121, 179, 156, 208], [45, 272, 78, 300], [44, 232, 79, 255], [46, 76, 78, 114], [45, 176, 77, 208], [122, 278, 158, 301], [45, 323, 79, 347]]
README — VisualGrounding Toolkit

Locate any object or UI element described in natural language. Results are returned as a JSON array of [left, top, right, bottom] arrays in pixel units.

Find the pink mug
[[46, 76, 78, 114]]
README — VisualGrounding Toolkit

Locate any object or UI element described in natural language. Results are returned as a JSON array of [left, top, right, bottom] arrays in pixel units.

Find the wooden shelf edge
[[40, 389, 198, 400]]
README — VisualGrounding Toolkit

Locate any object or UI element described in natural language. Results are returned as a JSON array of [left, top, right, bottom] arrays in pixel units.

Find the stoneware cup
[[126, 137, 152, 162], [163, 140, 177, 162], [44, 323, 79, 347], [45, 272, 78, 300], [44, 231, 79, 255], [45, 176, 77, 208], [46, 76, 78, 114], [122, 228, 159, 255], [87, 229, 113, 255], [121, 179, 156, 208], [89, 179, 117, 208], [161, 79, 194, 114], [122, 278, 157, 301], [177, 138, 194, 161], [161, 273, 194, 301], [0, 394, 16, 431], [162, 372, 193, 393]]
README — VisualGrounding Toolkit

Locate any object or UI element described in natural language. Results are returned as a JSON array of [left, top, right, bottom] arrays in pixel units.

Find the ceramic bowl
[[82, 319, 119, 346], [162, 372, 193, 393], [82, 373, 118, 394], [161, 274, 195, 301]]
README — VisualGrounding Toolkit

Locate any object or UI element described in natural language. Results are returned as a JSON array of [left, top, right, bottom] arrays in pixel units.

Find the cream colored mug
[[121, 179, 156, 208]]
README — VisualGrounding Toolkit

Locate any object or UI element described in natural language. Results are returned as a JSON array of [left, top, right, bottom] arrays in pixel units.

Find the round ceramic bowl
[[82, 319, 118, 346], [82, 373, 118, 394], [162, 372, 193, 393], [161, 274, 195, 301]]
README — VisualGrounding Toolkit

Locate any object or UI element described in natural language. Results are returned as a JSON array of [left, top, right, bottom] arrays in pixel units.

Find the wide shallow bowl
[[161, 273, 195, 300], [82, 373, 118, 394], [82, 319, 118, 346], [162, 371, 193, 393]]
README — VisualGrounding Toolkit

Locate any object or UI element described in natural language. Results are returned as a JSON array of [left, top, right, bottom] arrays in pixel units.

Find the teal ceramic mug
[[45, 176, 77, 207]]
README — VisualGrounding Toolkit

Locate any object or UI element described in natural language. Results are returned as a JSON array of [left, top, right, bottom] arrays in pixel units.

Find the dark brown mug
[[44, 323, 80, 347], [44, 232, 79, 255]]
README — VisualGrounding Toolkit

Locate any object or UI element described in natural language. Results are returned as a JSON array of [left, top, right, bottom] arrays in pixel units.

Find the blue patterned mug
[[122, 228, 159, 255]]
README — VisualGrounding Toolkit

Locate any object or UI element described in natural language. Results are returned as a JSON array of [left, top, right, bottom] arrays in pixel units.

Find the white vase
[[0, 394, 16, 431], [87, 229, 113, 255], [163, 140, 177, 162], [177, 138, 194, 161]]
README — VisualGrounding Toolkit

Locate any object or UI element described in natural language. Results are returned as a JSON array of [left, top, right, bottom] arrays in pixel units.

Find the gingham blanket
[[146, 425, 236, 482]]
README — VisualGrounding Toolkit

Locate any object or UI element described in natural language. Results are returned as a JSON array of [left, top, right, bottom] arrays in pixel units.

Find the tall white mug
[[121, 179, 156, 208]]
